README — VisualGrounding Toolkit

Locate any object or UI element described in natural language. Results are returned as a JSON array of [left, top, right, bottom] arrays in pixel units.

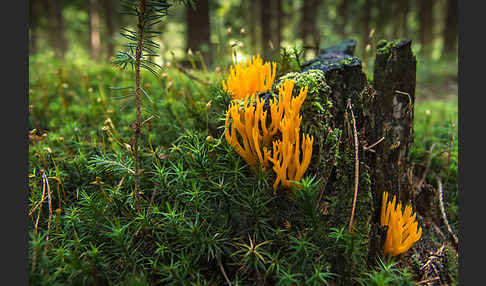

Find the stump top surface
[[301, 39, 362, 75]]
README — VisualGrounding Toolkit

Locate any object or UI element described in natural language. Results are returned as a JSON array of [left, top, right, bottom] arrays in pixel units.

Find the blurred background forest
[[29, 0, 457, 100]]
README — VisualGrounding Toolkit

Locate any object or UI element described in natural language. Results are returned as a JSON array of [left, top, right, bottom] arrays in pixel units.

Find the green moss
[[376, 39, 404, 56]]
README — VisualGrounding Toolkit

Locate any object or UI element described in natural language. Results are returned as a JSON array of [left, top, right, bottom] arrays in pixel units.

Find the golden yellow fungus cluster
[[223, 56, 313, 193], [380, 191, 422, 256], [222, 55, 277, 100], [265, 80, 313, 190], [224, 96, 271, 171]]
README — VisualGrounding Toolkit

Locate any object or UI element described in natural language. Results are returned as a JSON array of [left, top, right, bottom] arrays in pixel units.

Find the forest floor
[[28, 52, 458, 285], [417, 77, 458, 101]]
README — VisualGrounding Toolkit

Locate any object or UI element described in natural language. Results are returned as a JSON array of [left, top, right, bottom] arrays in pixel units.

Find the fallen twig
[[437, 178, 459, 249], [363, 136, 385, 152], [417, 276, 440, 284], [217, 256, 232, 286], [174, 62, 211, 86], [347, 99, 360, 235], [416, 143, 436, 191], [43, 171, 54, 252]]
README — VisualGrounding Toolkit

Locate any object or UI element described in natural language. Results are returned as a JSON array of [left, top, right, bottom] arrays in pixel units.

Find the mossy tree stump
[[275, 39, 417, 273]]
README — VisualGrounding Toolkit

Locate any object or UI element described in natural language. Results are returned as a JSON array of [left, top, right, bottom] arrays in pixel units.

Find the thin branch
[[43, 171, 53, 253], [415, 143, 436, 191], [417, 277, 440, 284], [347, 99, 360, 235], [173, 62, 211, 86], [437, 178, 459, 249], [217, 256, 233, 286], [363, 136, 385, 152]]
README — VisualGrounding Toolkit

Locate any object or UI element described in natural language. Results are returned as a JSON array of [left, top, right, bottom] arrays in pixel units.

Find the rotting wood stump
[[273, 39, 417, 271]]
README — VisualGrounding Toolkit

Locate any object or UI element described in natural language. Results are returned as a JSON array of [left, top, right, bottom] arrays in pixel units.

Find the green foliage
[[29, 47, 457, 285], [412, 99, 458, 230], [359, 258, 414, 286]]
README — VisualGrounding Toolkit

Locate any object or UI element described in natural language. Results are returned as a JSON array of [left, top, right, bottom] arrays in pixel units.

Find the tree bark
[[89, 0, 101, 61], [442, 0, 457, 56], [186, 0, 211, 65]]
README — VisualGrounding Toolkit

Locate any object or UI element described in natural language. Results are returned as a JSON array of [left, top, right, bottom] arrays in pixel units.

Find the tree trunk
[[247, 0, 260, 54], [46, 0, 66, 58], [297, 39, 417, 273], [361, 0, 372, 65], [301, 0, 320, 59], [442, 0, 457, 56], [102, 0, 116, 60], [186, 0, 212, 66], [270, 0, 282, 57], [400, 0, 409, 38], [337, 0, 348, 37], [261, 0, 272, 60], [375, 0, 392, 40], [392, 1, 408, 39], [89, 0, 101, 61], [418, 0, 435, 58], [369, 39, 416, 262], [29, 0, 39, 54], [297, 40, 374, 284]]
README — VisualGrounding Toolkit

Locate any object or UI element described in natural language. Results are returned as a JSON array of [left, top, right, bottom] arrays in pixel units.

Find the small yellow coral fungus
[[265, 115, 314, 192], [224, 96, 270, 171], [265, 80, 313, 192], [222, 55, 276, 100], [381, 191, 422, 256]]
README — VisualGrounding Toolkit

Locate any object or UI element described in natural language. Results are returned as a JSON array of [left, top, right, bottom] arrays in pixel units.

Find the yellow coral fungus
[[380, 191, 422, 256], [222, 55, 276, 100], [265, 115, 314, 192], [264, 80, 312, 192], [223, 58, 313, 192], [224, 96, 270, 171], [261, 80, 308, 146]]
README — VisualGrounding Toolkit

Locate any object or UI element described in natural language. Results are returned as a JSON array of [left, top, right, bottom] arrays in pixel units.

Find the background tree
[[360, 0, 372, 67], [443, 0, 457, 57], [418, 0, 435, 58], [29, 0, 40, 54], [301, 0, 321, 59], [102, 0, 118, 60], [247, 0, 260, 54], [337, 0, 348, 37], [46, 0, 67, 58], [88, 0, 101, 61], [392, 0, 410, 39], [260, 0, 272, 59], [186, 0, 212, 65], [270, 0, 282, 57]]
